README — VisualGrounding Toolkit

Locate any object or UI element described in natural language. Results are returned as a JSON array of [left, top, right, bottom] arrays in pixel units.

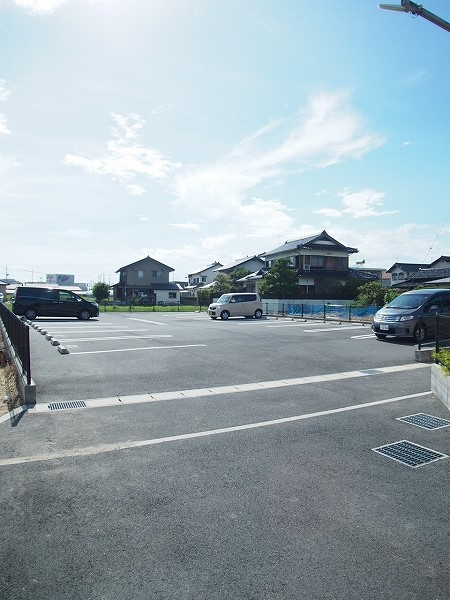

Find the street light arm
[[379, 1, 450, 33]]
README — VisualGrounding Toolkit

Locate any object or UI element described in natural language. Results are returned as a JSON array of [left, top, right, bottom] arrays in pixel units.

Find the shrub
[[433, 348, 450, 375]]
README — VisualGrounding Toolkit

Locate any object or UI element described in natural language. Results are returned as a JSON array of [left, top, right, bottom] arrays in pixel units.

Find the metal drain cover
[[397, 413, 450, 430], [48, 401, 87, 411], [372, 440, 448, 468]]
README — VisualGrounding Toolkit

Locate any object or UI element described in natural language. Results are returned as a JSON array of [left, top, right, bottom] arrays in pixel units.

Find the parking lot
[[1, 312, 449, 599]]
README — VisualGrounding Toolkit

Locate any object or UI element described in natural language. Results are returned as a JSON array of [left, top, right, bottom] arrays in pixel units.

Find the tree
[[354, 281, 388, 307], [259, 258, 299, 298], [197, 288, 212, 308], [211, 273, 233, 296], [92, 282, 110, 304], [229, 268, 251, 289]]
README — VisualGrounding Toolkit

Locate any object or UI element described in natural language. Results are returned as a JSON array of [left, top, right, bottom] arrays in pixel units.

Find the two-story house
[[259, 230, 376, 297], [213, 256, 266, 277], [185, 261, 223, 297], [386, 262, 423, 287], [112, 256, 183, 304], [391, 256, 450, 289]]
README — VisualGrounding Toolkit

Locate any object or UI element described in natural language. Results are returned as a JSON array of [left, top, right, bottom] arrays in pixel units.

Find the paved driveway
[[1, 313, 449, 599]]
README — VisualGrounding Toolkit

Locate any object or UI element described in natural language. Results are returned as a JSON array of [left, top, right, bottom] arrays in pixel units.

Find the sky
[[1, 0, 449, 285]]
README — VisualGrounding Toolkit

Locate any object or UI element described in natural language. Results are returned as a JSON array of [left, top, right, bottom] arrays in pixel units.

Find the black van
[[13, 286, 99, 320]]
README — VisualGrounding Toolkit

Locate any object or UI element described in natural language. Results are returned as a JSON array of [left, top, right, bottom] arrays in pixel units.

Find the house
[[213, 256, 265, 276], [185, 261, 223, 297], [258, 230, 377, 297], [112, 256, 183, 304], [391, 256, 450, 289], [386, 262, 424, 286]]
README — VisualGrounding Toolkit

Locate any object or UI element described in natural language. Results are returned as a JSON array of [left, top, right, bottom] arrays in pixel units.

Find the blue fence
[[285, 303, 379, 321]]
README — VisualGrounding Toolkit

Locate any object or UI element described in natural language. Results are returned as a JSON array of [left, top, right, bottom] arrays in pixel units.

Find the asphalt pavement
[[1, 312, 449, 599]]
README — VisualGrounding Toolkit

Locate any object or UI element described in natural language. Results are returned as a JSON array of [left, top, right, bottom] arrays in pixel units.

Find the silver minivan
[[372, 288, 450, 342], [208, 293, 263, 320]]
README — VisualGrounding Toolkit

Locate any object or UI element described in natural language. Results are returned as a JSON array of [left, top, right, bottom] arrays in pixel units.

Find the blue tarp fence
[[286, 304, 380, 321]]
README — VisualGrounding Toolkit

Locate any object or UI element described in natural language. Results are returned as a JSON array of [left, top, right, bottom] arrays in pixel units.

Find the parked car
[[12, 286, 99, 320], [372, 288, 450, 342], [208, 293, 263, 320], [0, 292, 4, 302]]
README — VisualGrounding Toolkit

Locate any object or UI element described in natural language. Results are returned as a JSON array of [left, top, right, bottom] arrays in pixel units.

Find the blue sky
[[1, 0, 449, 285]]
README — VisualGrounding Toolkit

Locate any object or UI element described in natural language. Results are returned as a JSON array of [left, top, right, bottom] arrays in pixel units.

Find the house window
[[133, 270, 144, 278], [392, 273, 398, 280], [201, 276, 207, 282], [398, 272, 405, 280], [310, 256, 325, 268], [169, 292, 177, 299], [152, 270, 163, 278]]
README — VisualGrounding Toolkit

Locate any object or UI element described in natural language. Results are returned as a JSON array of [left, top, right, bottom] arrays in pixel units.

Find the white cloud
[[339, 188, 397, 218], [315, 208, 342, 218], [127, 184, 146, 196], [13, 0, 72, 13], [65, 112, 181, 193], [168, 222, 201, 231], [316, 188, 397, 219], [173, 91, 385, 236], [0, 80, 11, 102], [0, 115, 11, 136], [0, 80, 11, 135], [401, 69, 429, 88], [51, 228, 92, 238]]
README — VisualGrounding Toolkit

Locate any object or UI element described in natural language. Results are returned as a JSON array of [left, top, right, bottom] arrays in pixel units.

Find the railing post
[[435, 315, 440, 353], [323, 305, 326, 320]]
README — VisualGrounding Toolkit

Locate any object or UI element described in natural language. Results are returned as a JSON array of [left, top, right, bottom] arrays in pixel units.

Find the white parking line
[[267, 321, 325, 328], [69, 344, 207, 355], [2, 390, 432, 467], [127, 318, 167, 325], [58, 335, 173, 342]]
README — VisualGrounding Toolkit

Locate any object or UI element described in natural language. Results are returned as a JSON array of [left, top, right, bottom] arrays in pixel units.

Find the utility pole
[[379, 1, 450, 33]]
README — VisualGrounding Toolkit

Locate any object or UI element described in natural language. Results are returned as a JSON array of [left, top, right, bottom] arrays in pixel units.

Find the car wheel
[[220, 310, 230, 320], [24, 308, 37, 320], [210, 317, 217, 320], [78, 310, 91, 320], [375, 333, 387, 339], [413, 323, 426, 343], [254, 309, 263, 319]]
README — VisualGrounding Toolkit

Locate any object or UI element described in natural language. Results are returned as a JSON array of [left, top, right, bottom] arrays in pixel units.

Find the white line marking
[[304, 326, 367, 332], [31, 362, 431, 411], [58, 335, 173, 342], [127, 318, 167, 325], [1, 391, 433, 467], [267, 322, 325, 328], [352, 334, 376, 339], [42, 328, 150, 333], [69, 344, 207, 355]]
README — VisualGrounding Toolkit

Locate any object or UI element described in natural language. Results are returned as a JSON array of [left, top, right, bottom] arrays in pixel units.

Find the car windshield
[[386, 294, 429, 310], [216, 294, 232, 303]]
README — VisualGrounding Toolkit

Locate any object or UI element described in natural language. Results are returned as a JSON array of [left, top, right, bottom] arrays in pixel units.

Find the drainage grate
[[397, 413, 450, 430], [372, 440, 448, 468], [48, 401, 87, 411]]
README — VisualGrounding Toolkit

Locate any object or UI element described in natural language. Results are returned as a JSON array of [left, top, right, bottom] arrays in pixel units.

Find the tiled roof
[[263, 230, 358, 257], [393, 267, 450, 288]]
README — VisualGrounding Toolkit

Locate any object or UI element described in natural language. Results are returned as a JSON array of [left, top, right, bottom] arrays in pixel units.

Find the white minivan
[[208, 293, 263, 320]]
